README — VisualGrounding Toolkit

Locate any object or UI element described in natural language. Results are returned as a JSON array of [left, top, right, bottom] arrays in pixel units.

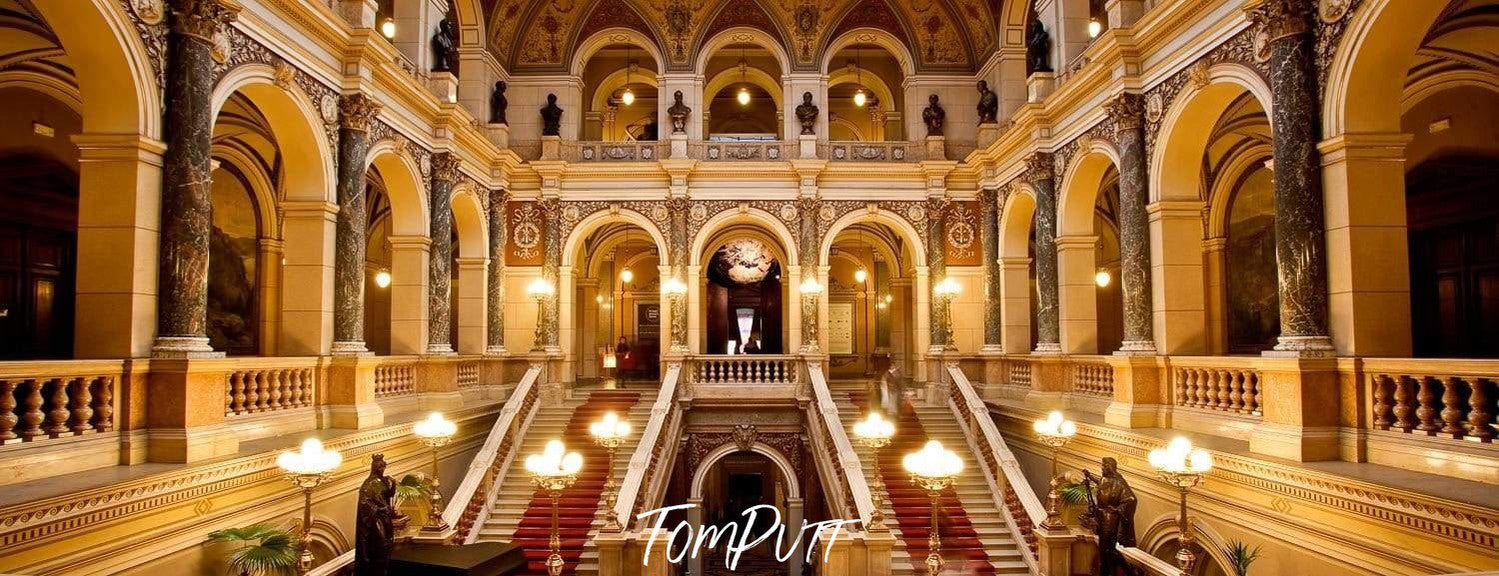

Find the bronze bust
[[795, 92, 819, 136], [977, 80, 999, 124], [667, 90, 691, 135], [490, 81, 508, 124], [540, 93, 563, 137], [922, 94, 946, 137], [431, 17, 457, 73]]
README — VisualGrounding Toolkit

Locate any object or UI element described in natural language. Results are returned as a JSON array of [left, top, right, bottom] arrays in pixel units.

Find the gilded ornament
[[419, 153, 432, 177], [689, 203, 708, 224], [1319, 0, 1352, 23], [906, 204, 926, 223], [1106, 93, 1144, 132], [338, 93, 380, 131], [1188, 60, 1212, 90], [562, 205, 581, 224], [651, 204, 669, 223], [780, 203, 799, 223], [210, 29, 229, 63], [272, 61, 295, 89], [819, 205, 835, 223], [133, 0, 166, 25], [732, 425, 758, 451], [1144, 92, 1164, 124], [431, 153, 460, 184], [511, 203, 542, 260], [321, 94, 340, 125]]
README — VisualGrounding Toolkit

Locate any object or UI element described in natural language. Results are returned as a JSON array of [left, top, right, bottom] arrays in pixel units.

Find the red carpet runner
[[852, 394, 997, 575], [511, 390, 641, 574]]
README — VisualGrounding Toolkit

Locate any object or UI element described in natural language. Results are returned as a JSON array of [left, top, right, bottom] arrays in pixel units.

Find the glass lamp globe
[[737, 87, 751, 106]]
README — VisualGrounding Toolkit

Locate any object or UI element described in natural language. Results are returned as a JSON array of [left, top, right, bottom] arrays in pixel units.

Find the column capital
[[1024, 152, 1055, 183], [170, 0, 240, 42], [339, 93, 382, 132], [431, 152, 461, 184], [1245, 0, 1313, 41]]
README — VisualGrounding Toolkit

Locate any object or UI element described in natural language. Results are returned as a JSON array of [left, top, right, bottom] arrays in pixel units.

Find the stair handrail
[[806, 363, 874, 527], [443, 363, 543, 529], [947, 363, 1045, 573], [613, 362, 681, 528], [1119, 545, 1179, 575]]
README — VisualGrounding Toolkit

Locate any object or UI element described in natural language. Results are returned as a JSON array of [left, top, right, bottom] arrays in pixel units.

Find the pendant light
[[380, 17, 396, 39], [852, 47, 868, 108], [620, 228, 634, 284], [736, 49, 751, 106], [854, 226, 868, 283], [620, 46, 636, 106]]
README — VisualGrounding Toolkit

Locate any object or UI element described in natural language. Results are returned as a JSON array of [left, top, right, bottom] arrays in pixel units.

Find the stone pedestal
[[146, 358, 238, 463], [669, 133, 688, 159], [337, 0, 377, 27], [1249, 357, 1340, 461], [863, 530, 895, 576], [799, 134, 818, 159], [408, 527, 455, 544], [1027, 72, 1056, 103], [484, 123, 510, 149], [1103, 355, 1163, 428], [418, 355, 462, 411], [327, 355, 386, 429], [427, 71, 458, 104], [1105, 0, 1145, 28], [1035, 525, 1078, 576], [977, 123, 1001, 149], [1024, 355, 1068, 409], [924, 135, 946, 160], [818, 528, 852, 576], [540, 135, 561, 160], [595, 532, 626, 576]]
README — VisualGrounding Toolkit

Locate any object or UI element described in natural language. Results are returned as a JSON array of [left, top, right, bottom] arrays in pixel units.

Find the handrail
[[806, 363, 874, 527], [947, 363, 1044, 571], [612, 362, 680, 528], [306, 551, 353, 576], [1119, 545, 1179, 576], [442, 363, 542, 528]]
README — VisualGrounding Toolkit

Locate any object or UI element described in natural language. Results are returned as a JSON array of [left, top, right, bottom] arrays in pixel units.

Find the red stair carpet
[[852, 394, 997, 575], [510, 390, 641, 574]]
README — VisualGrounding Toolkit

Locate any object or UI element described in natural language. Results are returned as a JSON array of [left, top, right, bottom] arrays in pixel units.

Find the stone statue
[[431, 17, 458, 73], [795, 92, 818, 136], [1028, 20, 1053, 74], [922, 94, 946, 136], [540, 93, 563, 136], [355, 454, 398, 576], [667, 90, 691, 135], [490, 81, 508, 124], [976, 80, 999, 124], [1084, 458, 1141, 576]]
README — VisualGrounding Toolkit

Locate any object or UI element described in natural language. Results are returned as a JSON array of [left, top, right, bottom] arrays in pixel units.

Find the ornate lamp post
[[662, 276, 689, 353], [1033, 410, 1077, 529], [903, 439, 963, 576], [852, 411, 895, 531], [933, 277, 960, 351], [528, 278, 556, 352], [276, 439, 342, 574], [589, 411, 632, 532], [1148, 437, 1214, 575], [526, 439, 583, 576], [413, 412, 457, 533], [800, 276, 824, 353]]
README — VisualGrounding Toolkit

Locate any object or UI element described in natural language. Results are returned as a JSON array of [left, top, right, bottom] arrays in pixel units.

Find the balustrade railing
[[563, 140, 666, 162], [450, 364, 543, 542], [373, 359, 417, 398], [946, 363, 1042, 567], [1070, 357, 1114, 398], [0, 361, 122, 445], [1170, 358, 1262, 417], [1008, 360, 1033, 389], [1365, 359, 1498, 445], [614, 363, 682, 530], [690, 355, 800, 385], [692, 140, 791, 161], [456, 360, 481, 388], [225, 359, 318, 416], [806, 364, 873, 526], [827, 141, 923, 162]]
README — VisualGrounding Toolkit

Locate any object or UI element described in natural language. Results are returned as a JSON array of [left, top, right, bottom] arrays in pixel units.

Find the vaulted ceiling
[[480, 0, 1014, 74]]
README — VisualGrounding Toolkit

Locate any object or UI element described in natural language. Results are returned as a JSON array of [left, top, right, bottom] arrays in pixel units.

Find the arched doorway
[[823, 38, 906, 142], [568, 220, 666, 381], [697, 450, 793, 576], [579, 38, 660, 141], [700, 29, 788, 141], [1057, 146, 1123, 354], [819, 210, 928, 378], [704, 237, 785, 355], [361, 146, 428, 355], [1201, 94, 1276, 355], [208, 93, 278, 357]]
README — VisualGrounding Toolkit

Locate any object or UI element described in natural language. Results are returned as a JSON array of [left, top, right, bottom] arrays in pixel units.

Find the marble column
[[486, 189, 509, 355], [668, 196, 689, 352], [153, 0, 238, 357], [540, 198, 562, 351], [1108, 93, 1156, 353], [1253, 0, 1333, 355], [426, 153, 459, 355], [926, 196, 949, 350], [798, 196, 822, 352], [331, 94, 381, 355], [980, 188, 1003, 352], [1029, 153, 1062, 353]]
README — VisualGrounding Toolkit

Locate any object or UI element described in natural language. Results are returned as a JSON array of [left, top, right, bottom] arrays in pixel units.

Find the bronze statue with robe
[[922, 94, 946, 136], [431, 17, 458, 73], [356, 454, 398, 576], [1084, 457, 1140, 576], [976, 80, 999, 124]]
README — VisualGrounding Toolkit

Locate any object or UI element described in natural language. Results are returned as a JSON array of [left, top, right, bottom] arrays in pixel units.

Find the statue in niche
[[540, 93, 563, 136], [355, 454, 398, 576], [431, 17, 458, 73], [1083, 457, 1141, 576], [795, 92, 819, 136], [1028, 19, 1053, 74], [976, 80, 999, 124], [922, 94, 946, 136], [667, 90, 691, 134], [490, 81, 508, 124]]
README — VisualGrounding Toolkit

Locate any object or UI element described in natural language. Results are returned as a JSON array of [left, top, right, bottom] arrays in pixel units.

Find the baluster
[[1189, 369, 1204, 407], [19, 379, 43, 440], [1416, 377, 1440, 434], [44, 378, 69, 437], [1392, 376, 1414, 431], [286, 369, 301, 407], [1371, 374, 1392, 429], [1468, 378, 1494, 443], [245, 372, 261, 412], [69, 377, 93, 435], [1195, 369, 1209, 407], [229, 372, 243, 414], [1228, 371, 1244, 412], [273, 369, 287, 409], [1245, 373, 1260, 415], [0, 379, 16, 441], [295, 369, 309, 407], [1174, 369, 1186, 406], [1440, 377, 1466, 439], [92, 377, 114, 432]]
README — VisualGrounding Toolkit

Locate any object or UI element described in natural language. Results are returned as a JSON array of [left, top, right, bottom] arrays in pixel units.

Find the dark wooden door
[[0, 225, 73, 359], [1408, 157, 1499, 358]]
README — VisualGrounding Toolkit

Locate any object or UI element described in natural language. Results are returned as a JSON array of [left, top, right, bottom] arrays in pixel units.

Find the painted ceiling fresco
[[482, 0, 1000, 73]]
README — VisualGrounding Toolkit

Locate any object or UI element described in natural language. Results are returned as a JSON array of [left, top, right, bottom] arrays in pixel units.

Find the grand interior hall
[[1, 0, 1497, 574]]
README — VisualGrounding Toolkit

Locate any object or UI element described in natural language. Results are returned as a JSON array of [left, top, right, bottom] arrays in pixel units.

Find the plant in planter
[[391, 473, 431, 530], [1057, 472, 1096, 529], [1226, 540, 1262, 576], [207, 522, 299, 576]]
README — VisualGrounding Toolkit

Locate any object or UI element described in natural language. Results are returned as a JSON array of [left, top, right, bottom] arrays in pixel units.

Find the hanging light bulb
[[736, 55, 751, 106], [374, 270, 392, 289], [1088, 18, 1103, 39], [621, 47, 635, 106], [621, 87, 635, 106], [1095, 269, 1112, 288], [621, 267, 634, 284], [737, 86, 751, 106], [380, 17, 396, 39], [853, 88, 867, 108], [855, 268, 868, 283]]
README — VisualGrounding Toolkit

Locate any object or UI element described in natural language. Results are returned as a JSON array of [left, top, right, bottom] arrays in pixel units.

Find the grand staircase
[[836, 384, 1029, 575], [474, 386, 654, 575]]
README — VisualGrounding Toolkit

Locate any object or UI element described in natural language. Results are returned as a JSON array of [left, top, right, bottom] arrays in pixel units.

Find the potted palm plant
[[1226, 540, 1262, 576], [207, 522, 299, 576], [391, 473, 431, 530]]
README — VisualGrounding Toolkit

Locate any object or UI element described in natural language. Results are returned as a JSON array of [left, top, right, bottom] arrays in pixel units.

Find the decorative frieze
[[1141, 29, 1270, 156]]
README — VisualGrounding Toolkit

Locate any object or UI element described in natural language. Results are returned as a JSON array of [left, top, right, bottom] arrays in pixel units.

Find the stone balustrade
[[689, 354, 800, 385], [224, 359, 319, 416], [1069, 357, 1114, 397], [0, 361, 122, 444], [563, 140, 666, 162], [456, 360, 481, 389], [451, 363, 543, 542], [1365, 359, 1497, 444], [615, 362, 683, 531], [827, 141, 924, 162], [690, 140, 793, 162], [373, 358, 417, 398], [1170, 358, 1262, 417]]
